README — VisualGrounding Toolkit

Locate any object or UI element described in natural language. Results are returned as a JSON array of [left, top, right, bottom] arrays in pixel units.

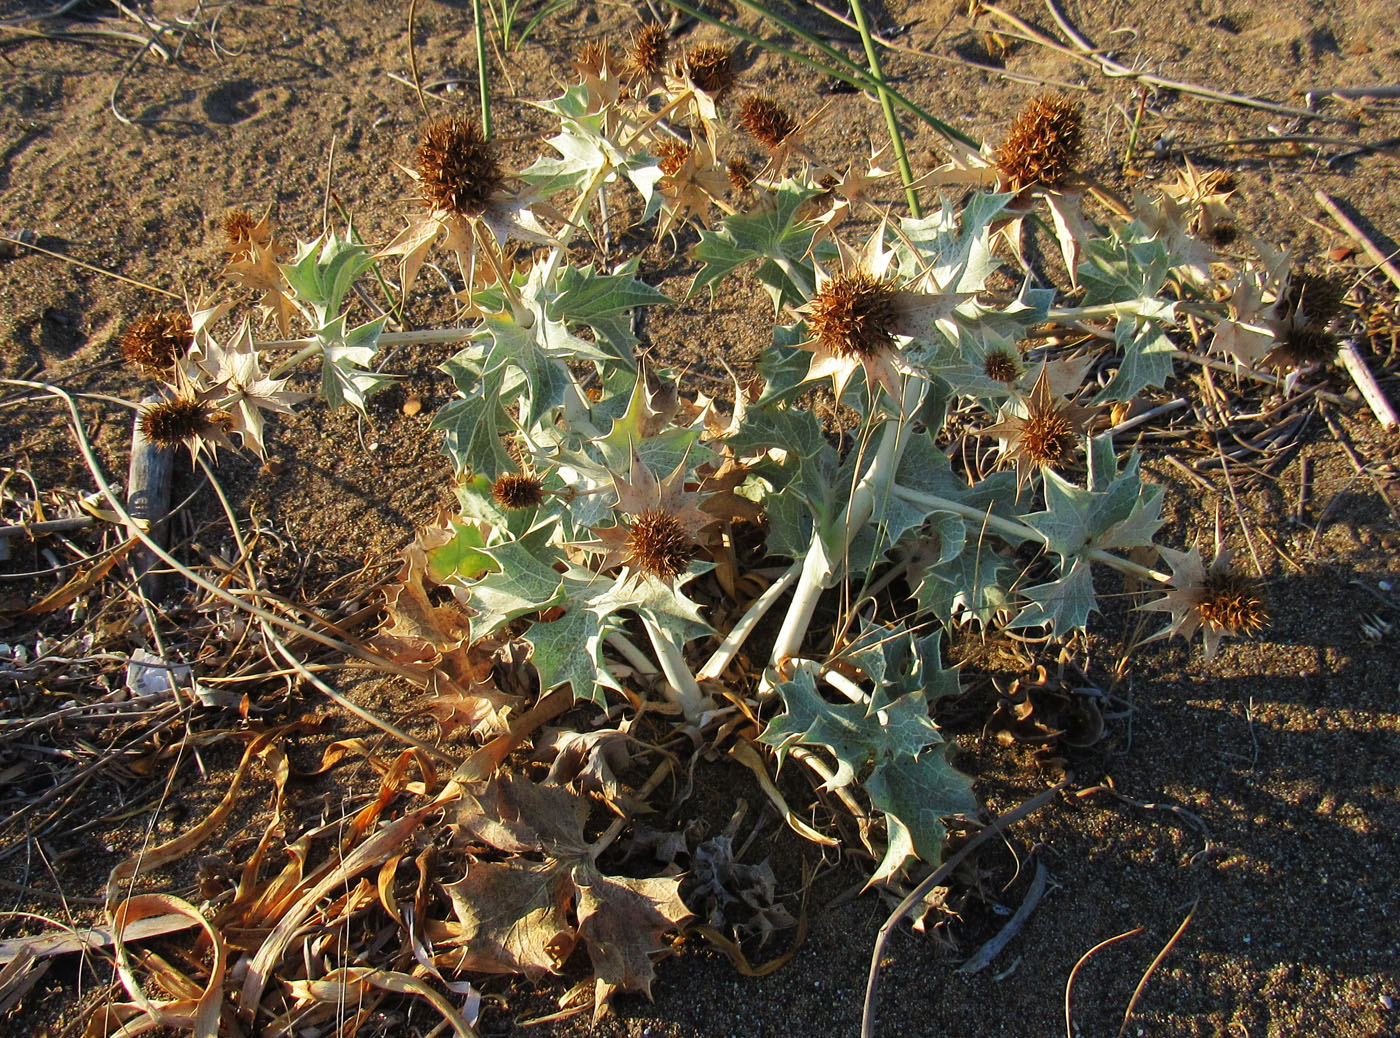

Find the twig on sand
[[1117, 901, 1197, 1037], [1064, 926, 1142, 1038], [862, 779, 1068, 1038], [1314, 190, 1400, 294], [956, 860, 1049, 975], [980, 1, 1354, 125]]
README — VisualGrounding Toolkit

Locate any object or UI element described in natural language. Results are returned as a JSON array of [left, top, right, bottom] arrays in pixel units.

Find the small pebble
[[402, 393, 423, 416], [1381, 994, 1393, 1011], [0, 228, 36, 258], [1328, 245, 1356, 262]]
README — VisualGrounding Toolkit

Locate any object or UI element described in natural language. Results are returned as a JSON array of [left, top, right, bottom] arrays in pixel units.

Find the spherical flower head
[[223, 210, 259, 251], [1272, 321, 1338, 368], [417, 116, 503, 218], [809, 272, 899, 361], [632, 23, 669, 78], [982, 364, 1097, 488], [121, 310, 193, 376], [1197, 569, 1269, 639], [682, 44, 735, 97], [139, 397, 214, 448], [491, 473, 544, 510], [1140, 543, 1269, 660], [726, 157, 754, 192], [625, 507, 694, 580], [996, 94, 1083, 190], [739, 96, 797, 149], [656, 139, 692, 177], [983, 348, 1022, 384]]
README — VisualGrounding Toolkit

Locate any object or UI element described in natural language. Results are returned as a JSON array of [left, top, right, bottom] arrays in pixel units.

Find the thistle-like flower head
[[587, 454, 716, 586], [631, 24, 669, 81], [121, 310, 193, 376], [492, 472, 545, 510], [138, 396, 234, 459], [796, 227, 970, 403], [681, 44, 735, 98], [982, 364, 1097, 488], [996, 94, 1084, 190], [1140, 542, 1268, 659], [739, 96, 798, 149], [417, 116, 503, 219]]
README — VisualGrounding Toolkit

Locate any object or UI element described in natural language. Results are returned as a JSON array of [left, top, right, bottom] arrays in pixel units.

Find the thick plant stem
[[768, 380, 924, 668], [472, 0, 492, 138], [887, 485, 1172, 585], [848, 0, 921, 218], [697, 560, 801, 680], [642, 616, 707, 723]]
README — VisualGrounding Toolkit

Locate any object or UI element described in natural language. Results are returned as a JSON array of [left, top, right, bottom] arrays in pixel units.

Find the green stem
[[848, 0, 921, 218], [472, 0, 492, 138]]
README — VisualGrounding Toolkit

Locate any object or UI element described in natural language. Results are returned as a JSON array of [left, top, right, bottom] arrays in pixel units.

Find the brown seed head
[[996, 94, 1084, 190], [726, 157, 754, 192], [223, 210, 260, 252], [632, 24, 669, 78], [739, 96, 797, 149], [417, 116, 503, 217], [627, 508, 694, 580], [491, 473, 544, 510], [683, 44, 735, 97], [574, 42, 617, 77], [809, 272, 899, 360], [1276, 322, 1338, 367], [1020, 408, 1076, 466], [1286, 270, 1346, 326], [121, 310, 193, 375], [656, 139, 691, 177], [139, 397, 210, 448], [984, 348, 1022, 384], [1197, 570, 1268, 638]]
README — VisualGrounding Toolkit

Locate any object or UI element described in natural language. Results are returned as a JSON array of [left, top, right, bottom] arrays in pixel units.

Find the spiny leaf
[[865, 747, 976, 884], [467, 525, 566, 638]]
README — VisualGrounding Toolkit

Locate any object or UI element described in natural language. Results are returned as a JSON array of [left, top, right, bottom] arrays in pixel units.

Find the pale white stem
[[822, 669, 870, 706], [642, 616, 707, 723], [605, 631, 658, 677], [697, 561, 801, 680], [1337, 340, 1398, 428], [768, 379, 924, 669]]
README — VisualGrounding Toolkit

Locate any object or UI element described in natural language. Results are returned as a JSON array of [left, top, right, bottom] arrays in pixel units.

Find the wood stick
[[1314, 190, 1400, 292], [126, 395, 173, 598], [1337, 340, 1399, 428]]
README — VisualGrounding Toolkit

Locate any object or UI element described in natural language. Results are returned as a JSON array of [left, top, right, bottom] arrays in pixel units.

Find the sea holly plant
[[109, 42, 1291, 1015]]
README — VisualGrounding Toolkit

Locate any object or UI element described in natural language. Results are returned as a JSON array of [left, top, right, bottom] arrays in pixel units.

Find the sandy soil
[[2, 1, 1399, 1035]]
